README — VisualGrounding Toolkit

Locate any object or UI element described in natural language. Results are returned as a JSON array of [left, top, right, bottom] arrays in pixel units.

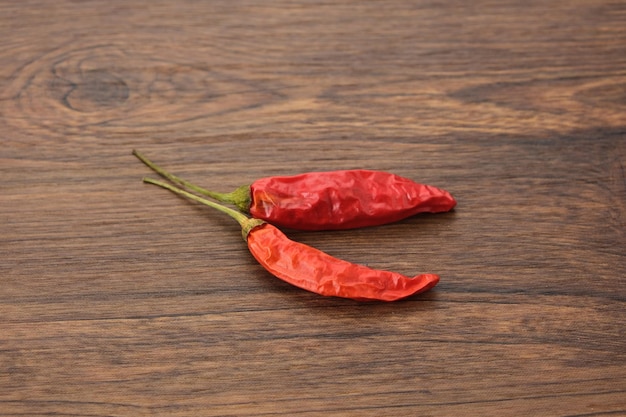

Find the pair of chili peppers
[[133, 150, 455, 302]]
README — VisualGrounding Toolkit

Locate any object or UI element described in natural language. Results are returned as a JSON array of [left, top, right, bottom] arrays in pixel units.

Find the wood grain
[[1, 1, 625, 416]]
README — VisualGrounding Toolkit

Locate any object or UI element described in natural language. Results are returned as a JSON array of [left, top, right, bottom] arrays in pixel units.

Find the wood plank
[[1, 1, 624, 416]]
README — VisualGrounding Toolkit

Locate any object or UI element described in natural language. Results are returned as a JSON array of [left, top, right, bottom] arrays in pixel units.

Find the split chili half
[[139, 177, 440, 302], [133, 150, 456, 231]]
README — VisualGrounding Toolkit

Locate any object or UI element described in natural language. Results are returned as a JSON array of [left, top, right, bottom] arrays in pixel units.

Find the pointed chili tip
[[418, 273, 440, 292], [449, 193, 458, 209]]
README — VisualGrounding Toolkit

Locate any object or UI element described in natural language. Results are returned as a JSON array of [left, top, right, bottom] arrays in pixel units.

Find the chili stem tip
[[132, 150, 236, 204], [141, 177, 252, 230]]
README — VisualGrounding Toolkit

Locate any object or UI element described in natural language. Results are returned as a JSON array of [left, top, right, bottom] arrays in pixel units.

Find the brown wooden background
[[1, 1, 625, 416]]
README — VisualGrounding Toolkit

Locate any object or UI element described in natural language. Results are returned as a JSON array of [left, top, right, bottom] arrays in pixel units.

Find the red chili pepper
[[247, 222, 439, 301], [140, 177, 440, 302], [133, 151, 456, 231]]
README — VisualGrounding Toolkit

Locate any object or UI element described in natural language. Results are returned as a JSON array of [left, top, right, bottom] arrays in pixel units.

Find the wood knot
[[2, 42, 284, 139], [63, 69, 130, 112]]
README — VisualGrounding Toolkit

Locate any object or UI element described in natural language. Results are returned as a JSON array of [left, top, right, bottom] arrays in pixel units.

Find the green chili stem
[[142, 177, 263, 239], [132, 149, 236, 203]]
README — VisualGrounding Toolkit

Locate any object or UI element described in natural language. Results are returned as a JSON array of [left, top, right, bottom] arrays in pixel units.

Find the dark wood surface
[[1, 1, 625, 416]]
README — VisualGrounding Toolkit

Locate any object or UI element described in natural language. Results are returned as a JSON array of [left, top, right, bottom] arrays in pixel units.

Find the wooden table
[[1, 1, 624, 415]]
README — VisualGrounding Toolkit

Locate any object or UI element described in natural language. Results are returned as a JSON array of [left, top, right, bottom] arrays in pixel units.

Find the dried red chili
[[140, 177, 440, 301], [133, 150, 456, 231], [247, 223, 440, 301]]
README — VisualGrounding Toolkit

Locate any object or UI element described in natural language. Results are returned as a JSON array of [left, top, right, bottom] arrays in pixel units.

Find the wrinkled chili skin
[[248, 170, 456, 231], [246, 223, 440, 301]]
